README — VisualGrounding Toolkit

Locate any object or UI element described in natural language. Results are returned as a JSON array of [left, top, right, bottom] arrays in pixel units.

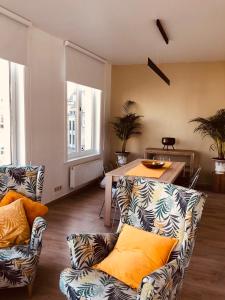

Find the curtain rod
[[0, 6, 32, 27], [65, 41, 107, 64]]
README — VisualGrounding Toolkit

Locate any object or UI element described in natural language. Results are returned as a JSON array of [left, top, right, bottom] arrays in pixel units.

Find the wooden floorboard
[[0, 187, 225, 299]]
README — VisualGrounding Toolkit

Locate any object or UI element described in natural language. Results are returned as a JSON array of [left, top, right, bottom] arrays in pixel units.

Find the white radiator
[[70, 159, 103, 189]]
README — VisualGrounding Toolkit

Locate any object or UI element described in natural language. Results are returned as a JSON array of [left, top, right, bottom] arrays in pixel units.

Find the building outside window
[[67, 81, 101, 160], [0, 58, 25, 166]]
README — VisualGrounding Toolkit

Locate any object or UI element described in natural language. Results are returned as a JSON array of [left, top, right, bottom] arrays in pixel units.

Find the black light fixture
[[147, 58, 170, 85], [147, 19, 170, 85], [156, 19, 169, 44]]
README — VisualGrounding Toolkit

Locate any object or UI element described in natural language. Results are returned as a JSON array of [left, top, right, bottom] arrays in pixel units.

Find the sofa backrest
[[116, 177, 206, 264], [0, 165, 45, 202]]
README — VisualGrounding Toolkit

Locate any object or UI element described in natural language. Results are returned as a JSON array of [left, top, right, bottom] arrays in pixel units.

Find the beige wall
[[111, 62, 225, 185]]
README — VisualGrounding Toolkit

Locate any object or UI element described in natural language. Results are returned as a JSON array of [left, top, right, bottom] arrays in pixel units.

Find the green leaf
[[111, 101, 143, 152], [190, 109, 225, 159], [155, 197, 171, 219]]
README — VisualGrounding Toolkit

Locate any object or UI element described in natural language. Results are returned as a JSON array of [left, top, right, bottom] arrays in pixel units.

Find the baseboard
[[46, 178, 101, 207]]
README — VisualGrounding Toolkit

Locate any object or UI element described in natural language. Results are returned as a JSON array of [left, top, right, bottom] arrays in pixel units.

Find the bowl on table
[[141, 160, 165, 169]]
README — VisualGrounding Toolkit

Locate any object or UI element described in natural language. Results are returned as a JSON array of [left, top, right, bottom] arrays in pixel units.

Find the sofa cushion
[[0, 190, 48, 225], [94, 224, 177, 289], [0, 199, 30, 248]]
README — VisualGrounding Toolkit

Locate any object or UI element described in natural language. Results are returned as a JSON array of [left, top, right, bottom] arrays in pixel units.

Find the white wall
[[27, 27, 111, 204]]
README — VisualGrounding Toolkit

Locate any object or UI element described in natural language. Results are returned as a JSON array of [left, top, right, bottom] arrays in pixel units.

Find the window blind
[[0, 12, 30, 65], [65, 42, 106, 91]]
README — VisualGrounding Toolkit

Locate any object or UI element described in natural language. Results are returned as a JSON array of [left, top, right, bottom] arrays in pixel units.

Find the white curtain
[[0, 13, 29, 65], [65, 44, 105, 90]]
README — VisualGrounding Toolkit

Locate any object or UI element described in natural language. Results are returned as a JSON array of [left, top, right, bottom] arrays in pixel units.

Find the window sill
[[65, 153, 102, 165]]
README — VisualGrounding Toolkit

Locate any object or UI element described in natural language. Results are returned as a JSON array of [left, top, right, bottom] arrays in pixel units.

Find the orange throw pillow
[[0, 190, 48, 226], [0, 199, 30, 248], [94, 224, 178, 289]]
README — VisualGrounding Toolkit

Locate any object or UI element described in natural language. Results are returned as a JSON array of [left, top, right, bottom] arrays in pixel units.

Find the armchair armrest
[[138, 259, 183, 300], [67, 232, 118, 269], [29, 217, 47, 252]]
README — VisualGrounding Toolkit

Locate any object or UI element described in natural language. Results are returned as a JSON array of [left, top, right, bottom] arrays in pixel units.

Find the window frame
[[0, 58, 25, 166], [65, 81, 102, 162], [10, 62, 18, 165]]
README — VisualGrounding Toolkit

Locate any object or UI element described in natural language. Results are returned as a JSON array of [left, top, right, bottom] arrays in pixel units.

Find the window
[[67, 81, 101, 160], [0, 58, 25, 166]]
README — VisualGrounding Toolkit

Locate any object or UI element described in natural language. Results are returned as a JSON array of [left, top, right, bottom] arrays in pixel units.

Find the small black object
[[148, 58, 170, 85], [162, 137, 176, 150], [156, 19, 169, 44]]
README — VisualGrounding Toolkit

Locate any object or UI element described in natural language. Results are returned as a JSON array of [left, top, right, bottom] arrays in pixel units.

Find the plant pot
[[213, 158, 225, 174], [115, 152, 129, 167]]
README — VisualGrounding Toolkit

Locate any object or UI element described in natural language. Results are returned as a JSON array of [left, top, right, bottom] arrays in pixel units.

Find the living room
[[0, 1, 224, 300]]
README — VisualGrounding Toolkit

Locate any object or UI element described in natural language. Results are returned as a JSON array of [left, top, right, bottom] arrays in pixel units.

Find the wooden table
[[144, 148, 196, 176], [104, 159, 185, 226]]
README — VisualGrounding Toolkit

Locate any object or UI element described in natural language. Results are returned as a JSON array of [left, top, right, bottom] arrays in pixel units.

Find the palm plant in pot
[[112, 100, 142, 166], [190, 109, 225, 174]]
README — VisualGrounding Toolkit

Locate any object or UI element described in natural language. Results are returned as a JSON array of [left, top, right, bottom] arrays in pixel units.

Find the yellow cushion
[[93, 224, 178, 289], [0, 190, 48, 226], [0, 199, 30, 248]]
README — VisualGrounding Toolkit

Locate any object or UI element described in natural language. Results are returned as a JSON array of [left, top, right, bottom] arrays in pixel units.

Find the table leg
[[104, 175, 113, 227]]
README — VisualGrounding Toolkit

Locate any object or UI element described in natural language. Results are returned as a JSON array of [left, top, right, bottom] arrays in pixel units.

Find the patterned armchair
[[60, 177, 206, 300], [0, 165, 47, 296]]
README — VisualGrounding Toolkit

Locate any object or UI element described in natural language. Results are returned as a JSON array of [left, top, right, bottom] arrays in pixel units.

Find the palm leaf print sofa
[[0, 165, 47, 296], [60, 176, 206, 300]]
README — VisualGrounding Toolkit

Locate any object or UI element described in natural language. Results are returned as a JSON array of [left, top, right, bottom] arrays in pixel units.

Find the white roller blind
[[65, 43, 105, 90], [0, 13, 29, 65]]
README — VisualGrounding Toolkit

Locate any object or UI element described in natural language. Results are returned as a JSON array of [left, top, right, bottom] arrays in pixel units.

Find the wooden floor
[[0, 186, 225, 300]]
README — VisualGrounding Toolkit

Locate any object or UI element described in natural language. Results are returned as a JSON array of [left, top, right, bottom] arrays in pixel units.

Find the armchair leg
[[27, 283, 33, 298]]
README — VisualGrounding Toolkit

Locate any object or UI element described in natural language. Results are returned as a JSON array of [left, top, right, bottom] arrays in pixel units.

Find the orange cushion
[[93, 224, 178, 289], [0, 190, 48, 226], [0, 199, 30, 248]]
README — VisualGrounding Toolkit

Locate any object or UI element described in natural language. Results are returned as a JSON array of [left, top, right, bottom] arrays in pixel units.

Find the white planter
[[115, 152, 129, 167], [214, 159, 225, 174]]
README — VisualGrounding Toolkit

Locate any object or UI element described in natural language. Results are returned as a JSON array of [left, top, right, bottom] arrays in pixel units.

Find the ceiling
[[0, 0, 225, 64]]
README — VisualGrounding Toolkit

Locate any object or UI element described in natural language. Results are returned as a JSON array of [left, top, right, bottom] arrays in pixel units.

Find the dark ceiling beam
[[156, 19, 169, 44], [147, 58, 170, 85]]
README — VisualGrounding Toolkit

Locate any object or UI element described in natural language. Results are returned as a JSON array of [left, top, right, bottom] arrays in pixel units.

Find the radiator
[[70, 159, 103, 189]]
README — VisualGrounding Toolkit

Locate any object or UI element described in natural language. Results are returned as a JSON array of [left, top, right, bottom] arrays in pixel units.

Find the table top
[[106, 159, 185, 183]]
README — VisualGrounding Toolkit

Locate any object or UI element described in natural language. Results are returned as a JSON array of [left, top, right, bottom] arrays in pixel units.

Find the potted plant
[[111, 100, 143, 166], [190, 109, 225, 174]]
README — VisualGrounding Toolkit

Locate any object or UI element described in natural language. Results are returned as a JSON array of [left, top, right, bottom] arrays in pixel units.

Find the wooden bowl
[[141, 160, 165, 169]]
